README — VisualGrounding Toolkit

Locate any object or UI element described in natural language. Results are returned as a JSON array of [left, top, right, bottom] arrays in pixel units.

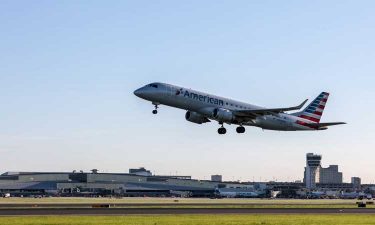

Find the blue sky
[[0, 1, 374, 183]]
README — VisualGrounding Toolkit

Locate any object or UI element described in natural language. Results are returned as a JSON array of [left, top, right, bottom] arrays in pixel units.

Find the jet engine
[[185, 111, 210, 124], [212, 108, 234, 123]]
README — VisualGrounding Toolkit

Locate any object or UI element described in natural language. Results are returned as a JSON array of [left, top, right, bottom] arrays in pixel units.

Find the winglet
[[292, 99, 308, 111]]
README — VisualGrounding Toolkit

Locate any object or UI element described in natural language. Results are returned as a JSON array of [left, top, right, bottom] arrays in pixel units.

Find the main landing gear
[[236, 126, 245, 134], [217, 122, 227, 135], [152, 103, 159, 114], [217, 124, 246, 135], [218, 127, 227, 135]]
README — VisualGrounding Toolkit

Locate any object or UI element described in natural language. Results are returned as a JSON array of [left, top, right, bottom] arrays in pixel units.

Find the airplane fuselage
[[134, 82, 322, 132]]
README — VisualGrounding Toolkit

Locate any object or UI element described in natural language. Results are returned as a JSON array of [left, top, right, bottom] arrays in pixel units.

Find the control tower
[[305, 153, 322, 190]]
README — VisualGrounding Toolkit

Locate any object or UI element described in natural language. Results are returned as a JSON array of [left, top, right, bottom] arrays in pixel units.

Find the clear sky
[[0, 1, 374, 183]]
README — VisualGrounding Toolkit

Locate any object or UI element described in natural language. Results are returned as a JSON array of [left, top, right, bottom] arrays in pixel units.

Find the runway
[[0, 208, 375, 216], [0, 202, 357, 208]]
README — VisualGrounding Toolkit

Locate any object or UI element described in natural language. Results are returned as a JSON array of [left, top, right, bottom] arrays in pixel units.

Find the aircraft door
[[162, 85, 172, 97], [163, 85, 177, 105]]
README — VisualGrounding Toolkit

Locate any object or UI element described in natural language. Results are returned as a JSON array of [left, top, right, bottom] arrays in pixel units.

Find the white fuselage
[[134, 82, 317, 131]]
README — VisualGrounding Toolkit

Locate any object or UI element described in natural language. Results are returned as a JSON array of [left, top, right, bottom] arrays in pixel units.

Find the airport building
[[303, 153, 347, 190], [304, 153, 322, 190], [0, 170, 253, 198], [0, 155, 369, 199], [129, 167, 152, 176], [211, 175, 222, 182], [319, 165, 343, 184], [0, 170, 370, 199], [351, 177, 361, 190]]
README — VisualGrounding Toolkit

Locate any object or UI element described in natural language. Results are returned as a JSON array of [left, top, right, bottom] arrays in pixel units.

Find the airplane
[[215, 188, 260, 198], [134, 82, 345, 134]]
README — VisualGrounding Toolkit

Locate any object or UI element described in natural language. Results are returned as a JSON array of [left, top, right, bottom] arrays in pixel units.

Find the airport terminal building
[[0, 170, 255, 197]]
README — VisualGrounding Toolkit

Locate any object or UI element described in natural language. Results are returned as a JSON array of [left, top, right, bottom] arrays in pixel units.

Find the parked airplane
[[215, 188, 260, 198], [134, 82, 345, 134]]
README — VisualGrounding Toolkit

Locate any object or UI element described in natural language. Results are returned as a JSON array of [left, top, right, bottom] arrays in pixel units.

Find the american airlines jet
[[134, 82, 345, 134]]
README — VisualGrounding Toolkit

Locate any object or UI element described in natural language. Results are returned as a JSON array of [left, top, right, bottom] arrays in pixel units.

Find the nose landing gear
[[152, 103, 159, 114]]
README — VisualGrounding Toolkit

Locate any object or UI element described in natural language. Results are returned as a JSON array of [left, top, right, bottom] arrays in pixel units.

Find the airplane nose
[[133, 88, 144, 98], [134, 88, 140, 97]]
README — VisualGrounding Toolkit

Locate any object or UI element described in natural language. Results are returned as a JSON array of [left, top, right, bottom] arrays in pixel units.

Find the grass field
[[1, 215, 375, 225]]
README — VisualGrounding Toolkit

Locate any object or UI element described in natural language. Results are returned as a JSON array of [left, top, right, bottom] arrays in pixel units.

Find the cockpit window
[[149, 84, 158, 88]]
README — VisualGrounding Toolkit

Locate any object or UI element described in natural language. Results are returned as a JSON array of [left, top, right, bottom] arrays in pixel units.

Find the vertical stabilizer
[[298, 92, 329, 123]]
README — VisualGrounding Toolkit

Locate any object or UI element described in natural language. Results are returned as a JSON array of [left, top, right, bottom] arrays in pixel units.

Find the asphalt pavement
[[0, 207, 374, 216]]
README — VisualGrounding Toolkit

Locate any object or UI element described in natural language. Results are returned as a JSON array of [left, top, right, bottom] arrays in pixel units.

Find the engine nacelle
[[213, 108, 234, 123], [185, 111, 210, 124]]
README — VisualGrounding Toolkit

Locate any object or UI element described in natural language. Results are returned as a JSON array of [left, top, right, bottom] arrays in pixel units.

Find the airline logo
[[183, 90, 224, 106], [296, 92, 329, 128]]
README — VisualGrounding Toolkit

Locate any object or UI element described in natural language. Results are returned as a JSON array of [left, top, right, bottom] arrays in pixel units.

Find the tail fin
[[298, 92, 329, 123]]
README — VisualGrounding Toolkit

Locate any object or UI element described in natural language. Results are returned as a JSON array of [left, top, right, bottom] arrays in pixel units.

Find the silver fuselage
[[134, 82, 316, 131]]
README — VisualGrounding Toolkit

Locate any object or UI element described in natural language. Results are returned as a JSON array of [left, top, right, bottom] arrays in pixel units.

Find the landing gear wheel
[[218, 127, 227, 135], [236, 126, 245, 134], [152, 103, 159, 114]]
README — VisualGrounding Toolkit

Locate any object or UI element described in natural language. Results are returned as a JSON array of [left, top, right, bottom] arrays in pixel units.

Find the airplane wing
[[234, 99, 308, 118]]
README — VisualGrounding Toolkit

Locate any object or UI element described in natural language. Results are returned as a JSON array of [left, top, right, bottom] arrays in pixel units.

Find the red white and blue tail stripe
[[298, 92, 329, 123]]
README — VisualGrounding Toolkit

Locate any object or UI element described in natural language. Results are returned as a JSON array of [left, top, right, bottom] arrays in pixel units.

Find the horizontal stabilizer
[[306, 122, 346, 129], [316, 122, 346, 127]]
